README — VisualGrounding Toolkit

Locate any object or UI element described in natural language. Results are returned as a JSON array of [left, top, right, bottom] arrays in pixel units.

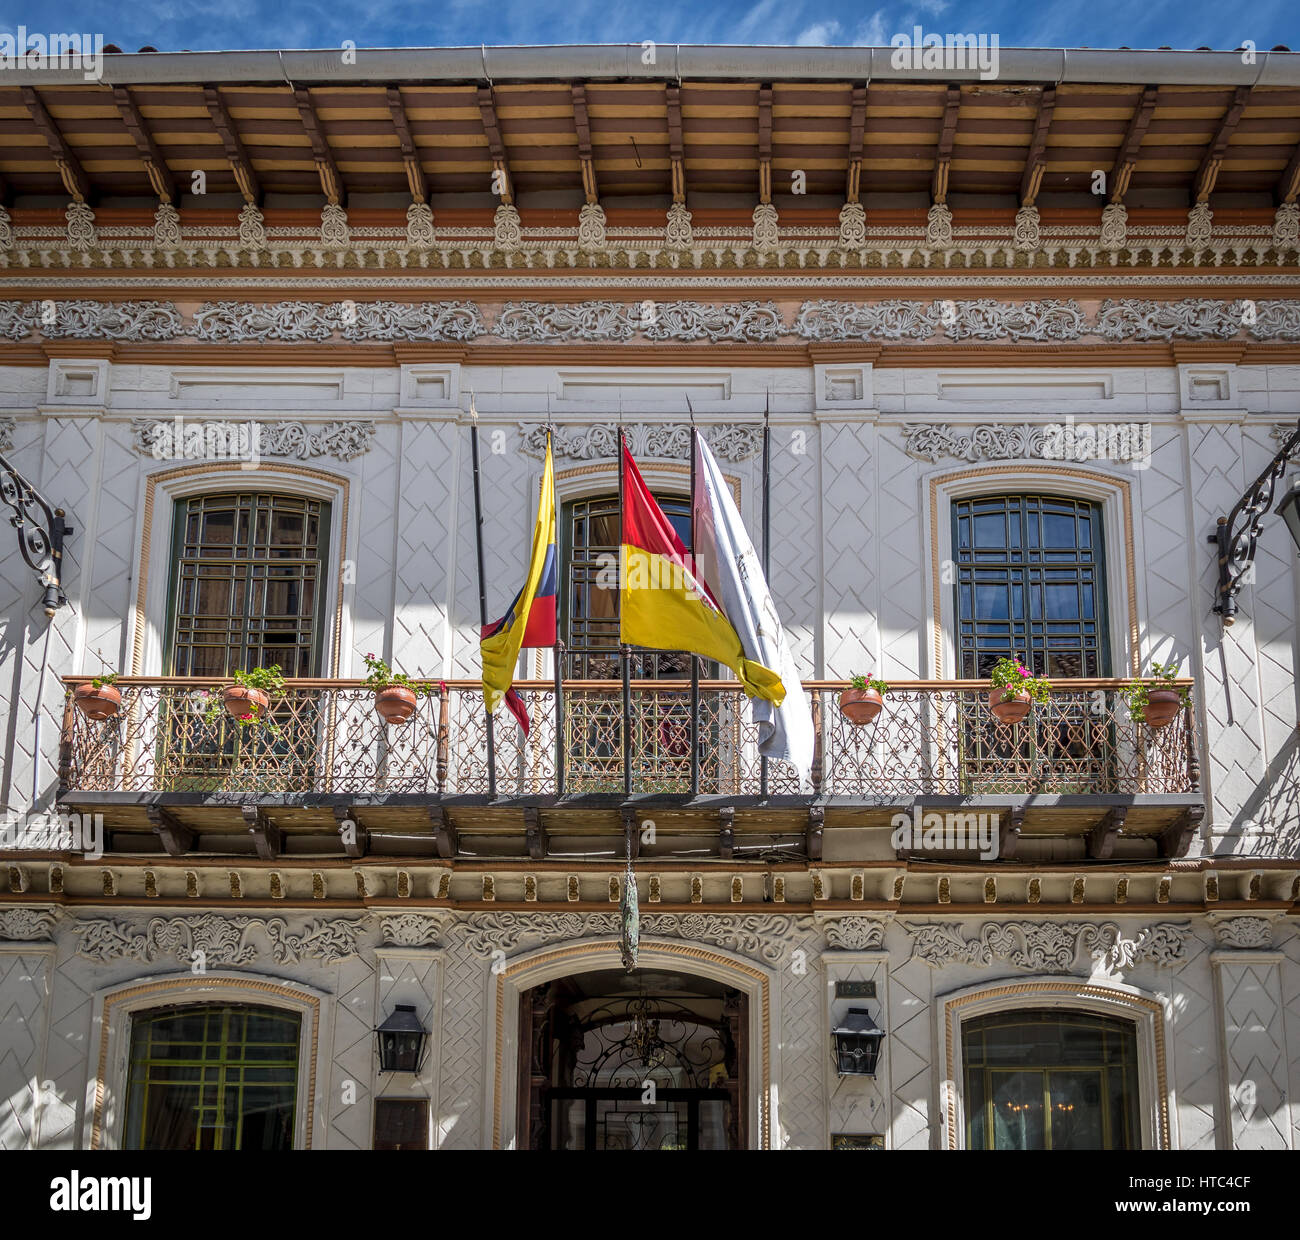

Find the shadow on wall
[[1219, 727, 1300, 859]]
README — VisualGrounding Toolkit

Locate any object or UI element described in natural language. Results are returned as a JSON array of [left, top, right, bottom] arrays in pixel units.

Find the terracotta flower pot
[[989, 686, 1032, 724], [375, 685, 418, 724], [1139, 688, 1182, 729], [840, 687, 884, 725], [74, 683, 121, 720], [223, 685, 270, 719]]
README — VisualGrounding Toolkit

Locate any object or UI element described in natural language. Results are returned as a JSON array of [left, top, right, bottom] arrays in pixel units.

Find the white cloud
[[796, 20, 842, 45], [853, 10, 891, 45]]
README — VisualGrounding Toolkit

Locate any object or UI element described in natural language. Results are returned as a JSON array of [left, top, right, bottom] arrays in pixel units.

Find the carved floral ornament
[[520, 422, 763, 463], [131, 418, 377, 463], [1, 296, 1299, 346], [1212, 916, 1275, 949], [901, 421, 1153, 465], [73, 915, 363, 965], [910, 921, 1192, 973]]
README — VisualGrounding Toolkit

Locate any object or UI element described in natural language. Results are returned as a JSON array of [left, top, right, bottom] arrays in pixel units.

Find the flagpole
[[760, 393, 771, 799], [548, 425, 565, 799], [687, 401, 700, 799], [470, 402, 497, 800], [619, 424, 633, 798]]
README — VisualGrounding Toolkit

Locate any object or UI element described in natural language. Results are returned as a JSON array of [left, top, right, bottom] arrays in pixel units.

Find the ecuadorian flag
[[481, 432, 557, 734], [619, 435, 784, 704]]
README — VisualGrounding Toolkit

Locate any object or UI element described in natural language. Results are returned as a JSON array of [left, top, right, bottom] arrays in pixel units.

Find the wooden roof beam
[[846, 85, 866, 203], [1193, 85, 1251, 203], [758, 84, 773, 202], [666, 84, 686, 202], [931, 85, 961, 204], [1109, 85, 1158, 205], [571, 83, 598, 204], [112, 85, 176, 204], [20, 86, 90, 202], [478, 85, 512, 204], [1019, 86, 1056, 206], [387, 86, 428, 204], [204, 86, 260, 205], [293, 87, 344, 205]]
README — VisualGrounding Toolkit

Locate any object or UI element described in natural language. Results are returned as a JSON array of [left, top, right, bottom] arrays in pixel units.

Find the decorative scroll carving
[[0, 205, 14, 251], [66, 202, 97, 249], [751, 202, 780, 252], [74, 914, 362, 965], [942, 298, 1088, 342], [1270, 423, 1300, 460], [0, 302, 32, 341], [1013, 205, 1040, 252], [1100, 202, 1128, 251], [380, 913, 447, 946], [837, 202, 867, 248], [1213, 916, 1274, 949], [1094, 298, 1243, 341], [664, 201, 694, 248], [237, 203, 266, 249], [494, 299, 784, 343], [520, 421, 762, 462], [0, 907, 56, 941], [1186, 202, 1213, 248], [405, 202, 435, 248], [824, 916, 886, 951], [577, 202, 607, 250], [0, 418, 13, 451], [900, 421, 1150, 465], [152, 203, 181, 250], [448, 910, 811, 965], [320, 203, 350, 248], [192, 300, 484, 342], [1252, 301, 1300, 340], [493, 203, 523, 249], [925, 202, 953, 249], [795, 298, 1085, 343], [910, 921, 1190, 973], [1274, 202, 1300, 251], [37, 300, 184, 341], [131, 417, 376, 462]]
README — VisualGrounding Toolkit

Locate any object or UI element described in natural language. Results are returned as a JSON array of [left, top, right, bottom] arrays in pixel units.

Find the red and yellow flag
[[619, 437, 784, 703]]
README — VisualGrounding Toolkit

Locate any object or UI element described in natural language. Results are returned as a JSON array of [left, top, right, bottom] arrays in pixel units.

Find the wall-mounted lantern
[[376, 1004, 428, 1074], [831, 1008, 886, 1077], [1274, 474, 1300, 558]]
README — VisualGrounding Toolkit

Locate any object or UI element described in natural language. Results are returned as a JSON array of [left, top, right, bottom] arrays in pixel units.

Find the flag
[[480, 432, 558, 734], [619, 436, 784, 703], [692, 431, 813, 788]]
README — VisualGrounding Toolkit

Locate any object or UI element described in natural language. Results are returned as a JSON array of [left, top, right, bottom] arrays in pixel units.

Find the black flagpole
[[687, 400, 700, 799], [470, 401, 497, 800], [619, 424, 633, 797], [760, 393, 771, 799], [549, 425, 566, 799]]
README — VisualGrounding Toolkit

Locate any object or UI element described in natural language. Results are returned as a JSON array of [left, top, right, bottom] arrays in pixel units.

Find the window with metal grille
[[562, 492, 695, 679], [953, 494, 1109, 679], [124, 1004, 301, 1150], [164, 493, 331, 677]]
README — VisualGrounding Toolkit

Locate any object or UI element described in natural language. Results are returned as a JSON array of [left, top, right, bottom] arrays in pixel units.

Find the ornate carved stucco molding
[[824, 915, 887, 951], [1211, 916, 1276, 949], [73, 914, 363, 965], [447, 910, 813, 964], [1270, 423, 1300, 460], [521, 421, 762, 463], [379, 912, 448, 947], [131, 417, 377, 462], [0, 417, 14, 452], [0, 907, 57, 941], [910, 921, 1191, 973], [2, 296, 1300, 345], [901, 421, 1151, 465]]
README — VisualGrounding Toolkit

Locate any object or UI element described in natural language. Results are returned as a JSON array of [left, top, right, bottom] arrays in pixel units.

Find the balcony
[[59, 677, 1203, 862]]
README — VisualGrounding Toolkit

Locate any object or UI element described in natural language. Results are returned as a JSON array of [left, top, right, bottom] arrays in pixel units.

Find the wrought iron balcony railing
[[60, 677, 1199, 800]]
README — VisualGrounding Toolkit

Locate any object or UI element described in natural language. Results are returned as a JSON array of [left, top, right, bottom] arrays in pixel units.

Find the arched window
[[562, 492, 693, 678], [124, 1004, 302, 1150], [962, 1010, 1141, 1150], [952, 494, 1109, 678], [164, 493, 331, 677]]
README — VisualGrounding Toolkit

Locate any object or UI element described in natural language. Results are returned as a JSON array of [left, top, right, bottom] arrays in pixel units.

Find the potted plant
[[363, 653, 432, 724], [73, 673, 121, 720], [840, 674, 889, 725], [988, 657, 1052, 724], [1119, 661, 1190, 729], [211, 665, 286, 726]]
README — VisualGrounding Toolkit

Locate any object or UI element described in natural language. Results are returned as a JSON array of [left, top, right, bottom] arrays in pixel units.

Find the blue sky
[[3, 0, 1296, 55]]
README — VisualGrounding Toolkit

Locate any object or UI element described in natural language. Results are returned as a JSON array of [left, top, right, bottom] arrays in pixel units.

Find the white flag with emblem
[[691, 430, 813, 790]]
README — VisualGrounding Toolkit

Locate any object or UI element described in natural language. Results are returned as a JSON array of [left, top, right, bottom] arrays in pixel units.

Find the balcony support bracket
[[524, 806, 548, 861], [333, 804, 368, 860], [1087, 807, 1126, 860], [719, 806, 735, 859], [999, 806, 1025, 860], [428, 804, 458, 860], [807, 806, 824, 861], [240, 806, 280, 861], [147, 805, 194, 857], [1159, 805, 1204, 859]]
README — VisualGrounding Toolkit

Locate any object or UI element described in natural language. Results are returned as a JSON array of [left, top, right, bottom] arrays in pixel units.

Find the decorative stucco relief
[[909, 921, 1191, 973], [520, 421, 762, 462], [900, 421, 1150, 465], [1212, 916, 1275, 949], [494, 298, 785, 342], [0, 417, 14, 452], [379, 913, 448, 947], [192, 299, 484, 342], [824, 915, 886, 951], [0, 907, 57, 941], [131, 417, 377, 462], [73, 915, 363, 965]]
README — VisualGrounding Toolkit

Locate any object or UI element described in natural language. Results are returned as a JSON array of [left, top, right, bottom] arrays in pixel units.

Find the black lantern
[[1275, 476, 1300, 558], [376, 1004, 428, 1073], [832, 1008, 886, 1077]]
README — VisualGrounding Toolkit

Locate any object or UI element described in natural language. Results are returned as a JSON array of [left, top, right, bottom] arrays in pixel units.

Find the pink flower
[[1017, 666, 1029, 677]]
